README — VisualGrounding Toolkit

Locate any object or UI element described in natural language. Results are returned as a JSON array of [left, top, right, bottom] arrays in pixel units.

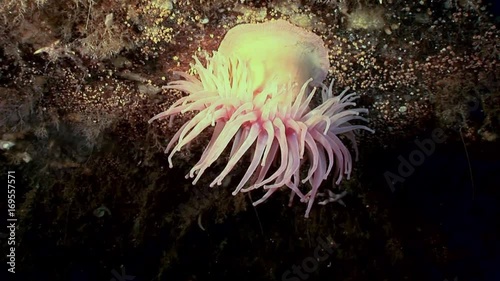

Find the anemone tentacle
[[150, 51, 373, 217]]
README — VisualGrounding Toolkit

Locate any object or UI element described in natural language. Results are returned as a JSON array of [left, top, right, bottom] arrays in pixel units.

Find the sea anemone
[[149, 20, 373, 217]]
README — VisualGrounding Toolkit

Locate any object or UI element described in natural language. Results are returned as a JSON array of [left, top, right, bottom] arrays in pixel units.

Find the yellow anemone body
[[217, 20, 329, 101]]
